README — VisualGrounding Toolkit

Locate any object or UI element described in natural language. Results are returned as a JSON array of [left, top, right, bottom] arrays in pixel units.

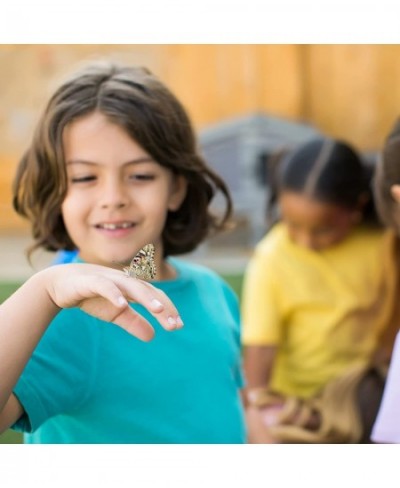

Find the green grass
[[0, 282, 22, 303], [0, 281, 24, 444], [223, 273, 244, 301], [0, 430, 22, 444], [0, 273, 244, 444]]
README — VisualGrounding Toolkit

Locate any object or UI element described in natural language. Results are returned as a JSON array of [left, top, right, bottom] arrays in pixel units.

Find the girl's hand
[[43, 263, 183, 342]]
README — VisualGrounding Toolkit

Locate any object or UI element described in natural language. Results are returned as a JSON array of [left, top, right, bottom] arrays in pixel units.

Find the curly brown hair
[[13, 62, 233, 258]]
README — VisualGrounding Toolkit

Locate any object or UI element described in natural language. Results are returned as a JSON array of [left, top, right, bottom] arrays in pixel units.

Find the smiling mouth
[[95, 222, 135, 230]]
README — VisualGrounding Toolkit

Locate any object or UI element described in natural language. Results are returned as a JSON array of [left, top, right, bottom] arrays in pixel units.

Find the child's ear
[[390, 184, 400, 204], [168, 175, 188, 211]]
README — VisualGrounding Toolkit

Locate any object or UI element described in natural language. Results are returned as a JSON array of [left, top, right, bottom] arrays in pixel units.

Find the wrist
[[30, 267, 62, 314]]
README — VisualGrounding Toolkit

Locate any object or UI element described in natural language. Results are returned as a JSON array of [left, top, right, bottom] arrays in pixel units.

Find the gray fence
[[197, 113, 321, 252]]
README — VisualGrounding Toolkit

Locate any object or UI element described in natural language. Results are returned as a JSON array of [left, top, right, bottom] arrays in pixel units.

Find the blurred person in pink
[[371, 118, 400, 443]]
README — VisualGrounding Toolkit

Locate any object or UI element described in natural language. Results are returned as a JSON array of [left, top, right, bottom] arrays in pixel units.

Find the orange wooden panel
[[0, 156, 29, 231], [2, 45, 400, 231], [305, 45, 400, 150]]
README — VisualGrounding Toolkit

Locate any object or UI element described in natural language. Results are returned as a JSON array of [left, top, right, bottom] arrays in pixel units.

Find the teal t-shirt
[[12, 258, 246, 443]]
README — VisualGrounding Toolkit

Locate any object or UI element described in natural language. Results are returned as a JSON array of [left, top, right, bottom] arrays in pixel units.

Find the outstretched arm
[[0, 263, 183, 430]]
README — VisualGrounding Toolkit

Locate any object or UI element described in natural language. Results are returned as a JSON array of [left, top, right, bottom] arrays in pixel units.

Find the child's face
[[279, 191, 359, 251], [61, 111, 187, 269]]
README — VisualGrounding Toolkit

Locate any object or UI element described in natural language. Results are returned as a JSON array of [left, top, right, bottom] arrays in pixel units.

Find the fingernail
[[118, 296, 128, 306], [176, 316, 184, 328], [151, 298, 163, 309], [167, 316, 177, 328]]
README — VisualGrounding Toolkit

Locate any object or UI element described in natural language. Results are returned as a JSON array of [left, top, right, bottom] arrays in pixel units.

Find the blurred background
[[2, 44, 400, 281], [2, 44, 400, 442]]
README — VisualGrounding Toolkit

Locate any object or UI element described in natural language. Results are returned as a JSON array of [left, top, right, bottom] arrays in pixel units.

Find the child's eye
[[128, 173, 155, 181], [70, 175, 97, 183]]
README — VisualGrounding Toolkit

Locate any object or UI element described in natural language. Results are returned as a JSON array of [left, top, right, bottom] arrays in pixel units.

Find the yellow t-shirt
[[242, 223, 397, 398]]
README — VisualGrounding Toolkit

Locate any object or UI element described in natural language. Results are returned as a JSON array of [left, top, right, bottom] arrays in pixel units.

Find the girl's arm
[[0, 263, 182, 430], [243, 345, 279, 443], [243, 345, 277, 406]]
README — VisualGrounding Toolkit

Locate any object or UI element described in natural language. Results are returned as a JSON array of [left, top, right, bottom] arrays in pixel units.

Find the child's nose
[[99, 180, 129, 209]]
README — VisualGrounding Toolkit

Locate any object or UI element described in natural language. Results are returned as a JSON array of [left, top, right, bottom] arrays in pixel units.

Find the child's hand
[[44, 263, 183, 341]]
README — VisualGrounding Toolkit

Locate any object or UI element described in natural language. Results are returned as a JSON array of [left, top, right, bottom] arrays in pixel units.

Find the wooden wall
[[1, 44, 400, 231]]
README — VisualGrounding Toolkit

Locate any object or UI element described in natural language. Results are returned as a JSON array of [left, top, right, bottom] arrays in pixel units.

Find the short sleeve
[[241, 250, 284, 346], [12, 308, 98, 433]]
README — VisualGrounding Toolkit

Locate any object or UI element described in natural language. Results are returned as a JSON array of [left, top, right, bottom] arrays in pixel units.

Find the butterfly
[[123, 243, 157, 280]]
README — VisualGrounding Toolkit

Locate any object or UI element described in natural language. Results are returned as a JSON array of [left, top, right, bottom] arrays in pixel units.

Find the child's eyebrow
[[66, 157, 155, 166]]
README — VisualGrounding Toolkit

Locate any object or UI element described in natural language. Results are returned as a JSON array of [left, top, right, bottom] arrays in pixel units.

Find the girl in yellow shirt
[[242, 137, 398, 443]]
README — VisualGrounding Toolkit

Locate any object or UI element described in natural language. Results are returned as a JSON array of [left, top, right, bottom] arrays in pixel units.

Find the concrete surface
[[0, 234, 251, 281]]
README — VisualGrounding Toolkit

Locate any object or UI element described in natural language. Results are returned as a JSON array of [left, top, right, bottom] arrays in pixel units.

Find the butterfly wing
[[124, 243, 157, 280]]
